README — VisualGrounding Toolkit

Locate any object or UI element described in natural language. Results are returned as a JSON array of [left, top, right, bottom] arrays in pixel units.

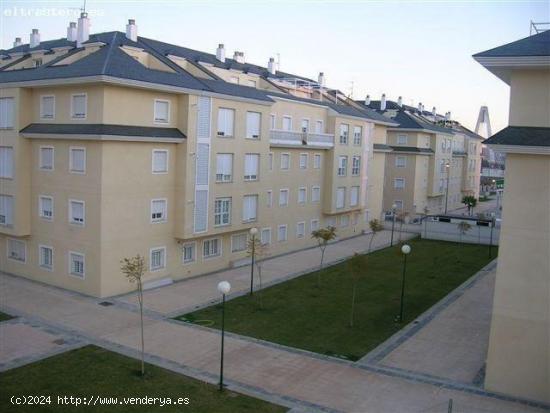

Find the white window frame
[[299, 153, 308, 169], [216, 153, 233, 183], [40, 95, 55, 120], [39, 244, 54, 271], [154, 99, 170, 124], [149, 246, 166, 271], [69, 146, 86, 174], [214, 197, 232, 227], [351, 156, 360, 176], [394, 178, 405, 189], [246, 111, 261, 139], [7, 238, 26, 263], [315, 120, 324, 134], [397, 134, 408, 145], [310, 219, 320, 232], [313, 153, 321, 169], [0, 194, 14, 226], [353, 126, 362, 145], [311, 186, 321, 203], [268, 152, 273, 171], [231, 232, 249, 253], [68, 199, 85, 226], [280, 153, 290, 170], [0, 97, 15, 129], [336, 187, 346, 209], [182, 242, 196, 264], [39, 195, 54, 220], [278, 224, 288, 242], [296, 221, 306, 238], [350, 186, 359, 207], [396, 156, 407, 168], [68, 251, 85, 278], [270, 114, 276, 130], [70, 93, 87, 120], [242, 194, 258, 223], [301, 118, 310, 133], [339, 123, 349, 144], [260, 227, 272, 245], [341, 214, 350, 228], [394, 200, 403, 210], [39, 146, 54, 171], [217, 107, 235, 137], [266, 190, 273, 208], [282, 115, 292, 131], [152, 149, 169, 174], [151, 198, 168, 223], [203, 238, 222, 259], [244, 153, 260, 181], [279, 189, 289, 206], [337, 156, 348, 177], [298, 187, 307, 204], [0, 146, 14, 179]]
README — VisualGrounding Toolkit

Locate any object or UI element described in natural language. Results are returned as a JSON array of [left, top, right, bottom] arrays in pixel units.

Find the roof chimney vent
[[380, 93, 386, 111], [233, 51, 245, 64], [397, 96, 403, 107], [67, 22, 77, 42], [77, 12, 90, 48], [317, 72, 325, 87], [365, 94, 370, 105], [446, 111, 451, 121], [30, 29, 40, 48], [432, 106, 437, 117], [418, 102, 423, 113], [216, 44, 225, 62], [13, 37, 22, 48], [126, 19, 137, 42], [268, 57, 276, 75]]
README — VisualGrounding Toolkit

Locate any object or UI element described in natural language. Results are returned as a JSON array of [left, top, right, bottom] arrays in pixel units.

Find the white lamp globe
[[217, 281, 231, 295], [392, 203, 397, 210], [401, 244, 411, 255], [249, 227, 258, 236]]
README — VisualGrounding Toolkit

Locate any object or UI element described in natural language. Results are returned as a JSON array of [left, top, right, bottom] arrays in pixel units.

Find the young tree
[[121, 255, 146, 376], [311, 226, 337, 287], [396, 211, 409, 242], [457, 221, 472, 244], [462, 195, 477, 216], [349, 253, 364, 328], [368, 219, 384, 253], [247, 236, 269, 308]]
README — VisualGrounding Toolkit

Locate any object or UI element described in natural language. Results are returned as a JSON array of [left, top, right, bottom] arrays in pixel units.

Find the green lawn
[[178, 239, 496, 361], [0, 311, 14, 321], [0, 345, 285, 413]]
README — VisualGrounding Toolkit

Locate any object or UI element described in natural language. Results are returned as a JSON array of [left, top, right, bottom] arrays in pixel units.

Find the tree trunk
[[368, 233, 375, 253], [258, 265, 263, 309], [318, 246, 325, 288], [350, 282, 357, 327], [138, 282, 145, 376]]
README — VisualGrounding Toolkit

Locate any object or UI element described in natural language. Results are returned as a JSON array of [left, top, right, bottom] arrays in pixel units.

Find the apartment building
[[0, 16, 397, 297], [474, 30, 550, 403], [356, 96, 483, 218]]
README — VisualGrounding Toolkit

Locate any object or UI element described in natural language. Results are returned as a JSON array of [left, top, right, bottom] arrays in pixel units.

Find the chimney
[[317, 72, 325, 87], [432, 106, 437, 117], [233, 51, 245, 64], [268, 57, 276, 75], [126, 19, 137, 42], [447, 111, 451, 121], [77, 12, 90, 48], [418, 102, 423, 113], [365, 94, 371, 105], [67, 22, 77, 41], [13, 37, 22, 48], [397, 96, 403, 107], [216, 43, 225, 62], [445, 111, 450, 121], [380, 93, 386, 111], [30, 29, 40, 48]]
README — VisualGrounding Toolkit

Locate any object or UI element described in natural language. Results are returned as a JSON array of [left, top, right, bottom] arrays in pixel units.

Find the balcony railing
[[270, 129, 334, 148]]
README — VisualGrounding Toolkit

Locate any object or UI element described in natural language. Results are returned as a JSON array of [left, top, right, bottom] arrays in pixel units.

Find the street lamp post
[[489, 212, 495, 259], [390, 203, 397, 247], [444, 161, 451, 214], [249, 227, 258, 295], [217, 281, 231, 391], [396, 244, 411, 323]]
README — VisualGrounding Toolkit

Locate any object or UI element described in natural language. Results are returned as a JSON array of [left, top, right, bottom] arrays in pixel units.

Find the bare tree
[[368, 219, 384, 253], [349, 253, 364, 327], [247, 236, 269, 308], [311, 226, 337, 288], [396, 211, 410, 242], [121, 255, 146, 376], [457, 221, 472, 244]]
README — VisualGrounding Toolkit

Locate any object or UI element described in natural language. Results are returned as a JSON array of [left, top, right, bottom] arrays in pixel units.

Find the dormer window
[[40, 96, 55, 119], [34, 58, 43, 67], [154, 99, 170, 124]]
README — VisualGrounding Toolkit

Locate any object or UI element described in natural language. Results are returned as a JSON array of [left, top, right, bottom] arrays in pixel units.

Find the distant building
[[475, 106, 505, 189]]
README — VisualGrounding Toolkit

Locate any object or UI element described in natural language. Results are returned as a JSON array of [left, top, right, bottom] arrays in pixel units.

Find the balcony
[[269, 130, 334, 149]]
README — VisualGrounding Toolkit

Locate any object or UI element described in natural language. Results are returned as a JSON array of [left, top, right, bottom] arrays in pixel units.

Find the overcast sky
[[1, 0, 549, 133]]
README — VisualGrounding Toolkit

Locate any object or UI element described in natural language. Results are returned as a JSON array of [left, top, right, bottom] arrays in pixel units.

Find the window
[[217, 108, 235, 137], [244, 153, 259, 181], [296, 222, 306, 238], [327, 217, 337, 227], [203, 238, 221, 258], [71, 94, 87, 119], [268, 153, 273, 171], [396, 156, 407, 168], [7, 239, 26, 262], [394, 178, 405, 189], [397, 135, 408, 145], [310, 219, 320, 232], [246, 111, 261, 139], [337, 156, 348, 176], [69, 200, 85, 225], [0, 147, 13, 178], [341, 215, 349, 227], [39, 245, 53, 270], [38, 96, 55, 121], [315, 120, 324, 134], [278, 224, 288, 242], [266, 190, 273, 208], [0, 97, 15, 128], [231, 233, 248, 253], [311, 186, 321, 202], [154, 99, 170, 123], [298, 187, 306, 204], [394, 200, 403, 210], [282, 116, 292, 131], [69, 252, 85, 277], [301, 119, 309, 133], [33, 58, 43, 67], [352, 156, 360, 176], [150, 247, 166, 271], [350, 186, 359, 207], [353, 126, 362, 145], [247, 79, 257, 88], [261, 228, 271, 245], [441, 139, 446, 151], [182, 242, 195, 264], [214, 197, 231, 226], [242, 195, 258, 222], [152, 149, 168, 173], [40, 146, 54, 170], [299, 153, 308, 169], [69, 147, 86, 173], [339, 124, 349, 144], [270, 114, 276, 129], [336, 187, 346, 209], [151, 199, 167, 223], [216, 153, 233, 182], [279, 189, 289, 206], [39, 196, 53, 220], [440, 159, 446, 173], [314, 153, 321, 169], [0, 195, 14, 226], [280, 153, 290, 170]]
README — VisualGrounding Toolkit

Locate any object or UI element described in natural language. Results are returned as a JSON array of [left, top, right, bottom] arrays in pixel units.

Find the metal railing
[[269, 129, 334, 147]]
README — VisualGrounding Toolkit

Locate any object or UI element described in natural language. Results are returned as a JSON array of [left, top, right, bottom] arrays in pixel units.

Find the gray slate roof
[[484, 126, 550, 147], [473, 30, 550, 58], [20, 123, 186, 139], [390, 146, 434, 154]]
